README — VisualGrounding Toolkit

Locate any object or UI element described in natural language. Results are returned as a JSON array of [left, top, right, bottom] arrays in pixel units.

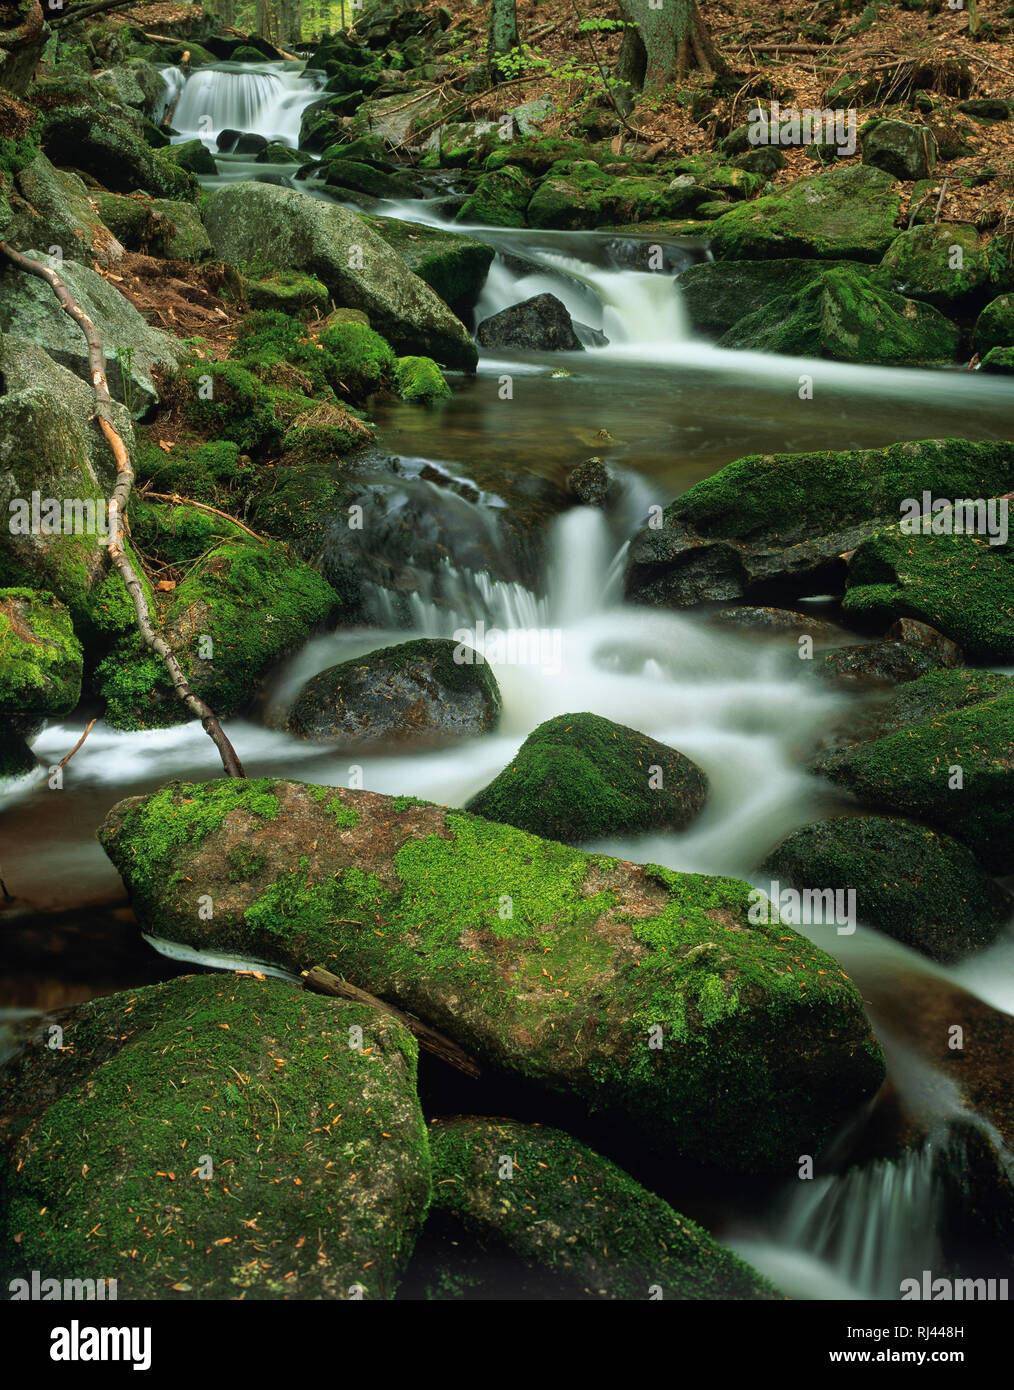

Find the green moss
[[318, 321, 396, 399], [425, 1118, 781, 1300], [101, 781, 885, 1172], [814, 672, 1014, 873], [843, 528, 1014, 661], [466, 712, 707, 844], [718, 265, 960, 366], [241, 269, 330, 317], [0, 589, 82, 717], [762, 816, 1008, 962], [876, 223, 990, 308], [179, 360, 286, 453], [135, 437, 250, 505], [456, 166, 531, 228], [394, 356, 451, 404], [972, 293, 1014, 355], [1, 974, 430, 1298], [129, 498, 246, 568]]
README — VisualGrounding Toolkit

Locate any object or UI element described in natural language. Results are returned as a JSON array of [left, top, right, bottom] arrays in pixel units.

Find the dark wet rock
[[762, 815, 1009, 962], [972, 293, 1014, 356], [624, 438, 1014, 608], [0, 974, 430, 1299], [418, 1117, 782, 1300], [861, 119, 937, 180], [567, 457, 613, 506], [817, 640, 947, 688], [98, 780, 886, 1173], [710, 606, 843, 638], [476, 293, 583, 352], [884, 618, 963, 667], [466, 711, 707, 844], [288, 637, 501, 747]]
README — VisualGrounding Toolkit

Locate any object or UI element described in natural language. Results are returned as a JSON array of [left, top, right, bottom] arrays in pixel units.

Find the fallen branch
[[51, 0, 164, 27], [139, 491, 266, 544], [56, 717, 97, 771], [302, 965, 482, 1079], [0, 242, 246, 779]]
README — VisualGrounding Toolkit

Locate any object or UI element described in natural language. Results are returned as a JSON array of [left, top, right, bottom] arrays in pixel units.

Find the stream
[[4, 58, 1014, 1302]]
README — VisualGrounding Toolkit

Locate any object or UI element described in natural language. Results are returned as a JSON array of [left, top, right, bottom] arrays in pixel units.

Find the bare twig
[[56, 718, 97, 771], [0, 243, 246, 779]]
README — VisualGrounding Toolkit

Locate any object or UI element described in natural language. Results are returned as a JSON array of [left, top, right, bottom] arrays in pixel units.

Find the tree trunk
[[0, 0, 45, 93], [487, 0, 519, 81], [616, 0, 725, 92]]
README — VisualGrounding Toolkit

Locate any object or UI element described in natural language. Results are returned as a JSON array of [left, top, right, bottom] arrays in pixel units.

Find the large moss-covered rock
[[0, 337, 133, 620], [98, 781, 886, 1174], [467, 713, 707, 845], [0, 588, 81, 717], [861, 119, 937, 181], [624, 438, 1014, 607], [240, 269, 330, 316], [843, 528, 1014, 663], [717, 265, 960, 366], [676, 257, 873, 338], [972, 293, 1014, 356], [762, 816, 1009, 962], [359, 214, 494, 310], [526, 163, 694, 230], [157, 137, 217, 176], [90, 190, 213, 262], [289, 637, 499, 747], [394, 355, 451, 403], [99, 539, 338, 728], [456, 166, 531, 228], [876, 223, 990, 310], [708, 165, 902, 263], [202, 182, 477, 370], [0, 250, 188, 413], [0, 974, 430, 1299], [813, 670, 1014, 874], [6, 153, 122, 267], [40, 108, 199, 201], [420, 1118, 782, 1300]]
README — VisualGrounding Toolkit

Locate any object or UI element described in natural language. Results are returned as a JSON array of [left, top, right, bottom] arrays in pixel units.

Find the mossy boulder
[[624, 438, 1014, 607], [202, 182, 477, 369], [359, 215, 494, 311], [288, 637, 500, 747], [6, 153, 119, 268], [0, 337, 133, 625], [90, 191, 213, 262], [972, 293, 1014, 356], [876, 223, 990, 310], [394, 355, 451, 403], [861, 119, 937, 182], [318, 319, 396, 398], [708, 165, 902, 263], [484, 137, 587, 176], [526, 163, 693, 230], [843, 528, 1014, 663], [817, 640, 948, 688], [812, 670, 1014, 874], [717, 265, 960, 366], [466, 713, 707, 845], [0, 974, 430, 1299], [282, 402, 374, 458], [240, 268, 330, 316], [0, 250, 188, 414], [157, 137, 217, 176], [980, 346, 1014, 373], [456, 166, 531, 228], [256, 141, 306, 164], [99, 539, 338, 729], [40, 107, 199, 201], [321, 157, 421, 200], [98, 780, 886, 1174], [762, 816, 1008, 962], [419, 1118, 782, 1300], [676, 258, 874, 338], [0, 589, 82, 717]]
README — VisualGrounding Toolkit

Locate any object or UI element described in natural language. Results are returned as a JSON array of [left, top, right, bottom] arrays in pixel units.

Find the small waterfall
[[168, 62, 324, 148], [156, 65, 186, 125], [547, 506, 616, 624]]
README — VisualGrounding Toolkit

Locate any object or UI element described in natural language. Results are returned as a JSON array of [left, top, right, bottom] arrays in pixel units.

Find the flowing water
[[8, 61, 1014, 1300]]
